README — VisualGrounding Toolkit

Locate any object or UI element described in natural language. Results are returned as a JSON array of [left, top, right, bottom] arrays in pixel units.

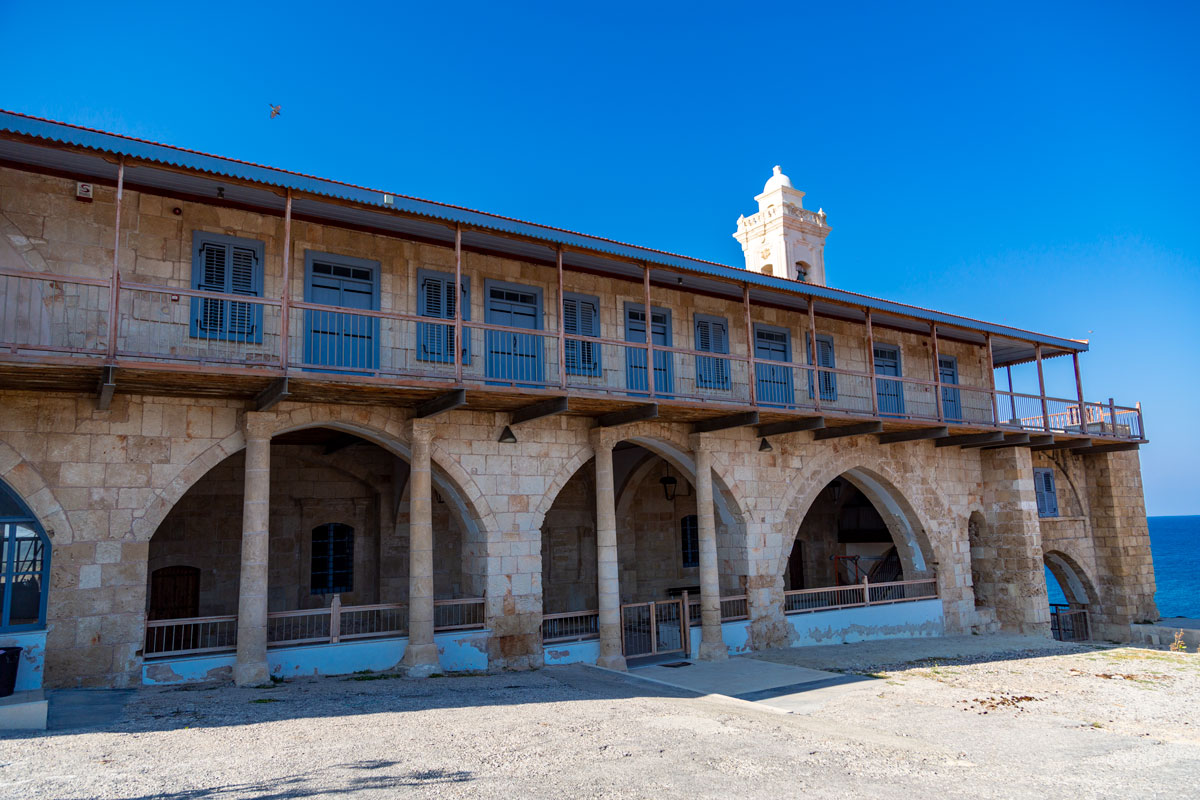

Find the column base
[[402, 643, 439, 677], [233, 661, 269, 687], [697, 638, 729, 662], [596, 653, 627, 671]]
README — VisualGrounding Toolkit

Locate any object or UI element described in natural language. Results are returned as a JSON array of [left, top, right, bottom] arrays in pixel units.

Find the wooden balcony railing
[[0, 268, 1145, 441]]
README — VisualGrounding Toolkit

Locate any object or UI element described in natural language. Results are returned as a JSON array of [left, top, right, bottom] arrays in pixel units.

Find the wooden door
[[149, 565, 200, 620]]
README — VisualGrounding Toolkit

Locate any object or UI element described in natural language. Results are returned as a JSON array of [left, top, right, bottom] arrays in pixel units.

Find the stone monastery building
[[0, 111, 1158, 690]]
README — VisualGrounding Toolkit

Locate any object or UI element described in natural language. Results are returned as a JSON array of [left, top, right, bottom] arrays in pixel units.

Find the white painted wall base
[[0, 631, 46, 692], [142, 629, 490, 685]]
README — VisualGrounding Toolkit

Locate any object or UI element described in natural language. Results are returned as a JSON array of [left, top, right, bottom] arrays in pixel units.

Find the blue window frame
[[694, 313, 731, 391], [1034, 468, 1059, 518], [939, 355, 962, 422], [873, 344, 905, 417], [806, 333, 837, 402], [190, 231, 264, 343], [563, 292, 602, 376], [484, 280, 545, 385], [680, 515, 699, 568], [417, 269, 470, 364], [754, 323, 794, 407], [303, 251, 380, 372], [0, 480, 50, 632], [624, 303, 674, 396], [311, 523, 354, 595]]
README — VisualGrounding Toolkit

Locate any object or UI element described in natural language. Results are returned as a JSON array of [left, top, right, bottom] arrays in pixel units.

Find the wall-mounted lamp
[[659, 475, 678, 501], [758, 438, 773, 452], [830, 479, 843, 502], [497, 426, 517, 444]]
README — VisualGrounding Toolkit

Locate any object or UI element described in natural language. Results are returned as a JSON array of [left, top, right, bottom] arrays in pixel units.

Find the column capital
[[689, 433, 715, 454], [244, 411, 276, 440], [406, 417, 435, 447], [589, 426, 621, 452]]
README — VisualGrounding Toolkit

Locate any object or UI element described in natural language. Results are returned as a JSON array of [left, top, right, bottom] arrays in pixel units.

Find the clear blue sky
[[2, 2, 1196, 514]]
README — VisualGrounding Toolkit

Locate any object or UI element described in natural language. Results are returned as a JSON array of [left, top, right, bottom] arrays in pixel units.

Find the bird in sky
[[269, 104, 281, 119]]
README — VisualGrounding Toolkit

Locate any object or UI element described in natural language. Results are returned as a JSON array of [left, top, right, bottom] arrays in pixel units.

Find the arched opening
[[0, 479, 51, 632], [784, 474, 918, 590], [144, 426, 482, 653], [1044, 550, 1095, 641], [539, 438, 745, 657], [795, 260, 812, 282]]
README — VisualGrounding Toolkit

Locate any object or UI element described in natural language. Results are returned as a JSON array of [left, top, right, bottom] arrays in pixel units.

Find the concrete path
[[615, 655, 879, 714], [45, 689, 134, 731]]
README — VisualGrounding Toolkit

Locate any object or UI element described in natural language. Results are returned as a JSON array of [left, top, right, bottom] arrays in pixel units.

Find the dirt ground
[[3, 636, 1198, 799]]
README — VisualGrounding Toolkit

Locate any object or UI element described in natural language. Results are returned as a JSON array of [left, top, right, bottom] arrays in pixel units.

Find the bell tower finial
[[732, 166, 831, 285]]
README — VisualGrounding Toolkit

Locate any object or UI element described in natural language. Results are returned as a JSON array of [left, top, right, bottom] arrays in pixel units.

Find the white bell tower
[[733, 166, 831, 285]]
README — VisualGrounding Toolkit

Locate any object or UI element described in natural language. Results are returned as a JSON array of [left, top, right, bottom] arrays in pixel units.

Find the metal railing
[[784, 578, 938, 615], [1050, 604, 1090, 642], [0, 268, 1145, 441], [143, 596, 486, 659], [541, 609, 601, 644]]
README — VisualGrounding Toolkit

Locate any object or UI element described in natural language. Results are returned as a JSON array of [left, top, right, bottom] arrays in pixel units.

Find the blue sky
[[2, 2, 1196, 514]]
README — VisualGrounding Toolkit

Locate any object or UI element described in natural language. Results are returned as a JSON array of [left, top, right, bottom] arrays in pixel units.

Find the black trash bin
[[0, 647, 22, 698]]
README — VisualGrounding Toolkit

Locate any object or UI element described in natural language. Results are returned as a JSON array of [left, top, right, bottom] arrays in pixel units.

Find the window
[[680, 515, 699, 568], [563, 293, 601, 376], [190, 232, 264, 342], [694, 314, 731, 390], [1034, 468, 1059, 518], [0, 480, 50, 631], [806, 333, 837, 401], [311, 523, 354, 595], [417, 269, 470, 363]]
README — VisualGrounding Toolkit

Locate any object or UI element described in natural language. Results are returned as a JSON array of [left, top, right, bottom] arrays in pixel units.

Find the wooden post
[[1035, 344, 1050, 431], [556, 247, 566, 390], [643, 264, 655, 398], [865, 309, 879, 417], [930, 322, 943, 422], [279, 189, 293, 370], [105, 157, 125, 360], [329, 593, 342, 643], [1108, 397, 1117, 436], [1006, 365, 1017, 422], [985, 333, 1000, 426], [1072, 352, 1088, 435], [454, 224, 463, 384], [743, 284, 756, 406], [807, 300, 821, 411], [1136, 401, 1146, 440]]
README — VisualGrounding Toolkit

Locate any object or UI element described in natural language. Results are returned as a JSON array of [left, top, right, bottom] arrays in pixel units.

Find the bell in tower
[[733, 166, 831, 285]]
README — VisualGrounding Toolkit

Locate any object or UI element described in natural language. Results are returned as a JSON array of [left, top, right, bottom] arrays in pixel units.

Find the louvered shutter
[[563, 295, 600, 376], [563, 296, 580, 373], [417, 272, 470, 364], [695, 316, 730, 390], [1035, 468, 1059, 517], [196, 242, 227, 333], [228, 246, 258, 337], [191, 234, 264, 342], [806, 334, 837, 401]]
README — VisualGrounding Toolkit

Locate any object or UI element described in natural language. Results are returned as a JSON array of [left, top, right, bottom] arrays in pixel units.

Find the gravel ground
[[3, 636, 1199, 799]]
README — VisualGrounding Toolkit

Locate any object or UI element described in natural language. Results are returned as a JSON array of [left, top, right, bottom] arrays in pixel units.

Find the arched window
[[0, 480, 51, 631], [311, 523, 354, 595]]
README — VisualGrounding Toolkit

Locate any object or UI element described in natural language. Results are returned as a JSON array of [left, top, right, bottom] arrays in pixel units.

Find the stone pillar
[[1083, 450, 1159, 640], [234, 412, 273, 686], [692, 437, 727, 661], [979, 446, 1051, 635], [402, 420, 439, 675], [591, 428, 626, 670]]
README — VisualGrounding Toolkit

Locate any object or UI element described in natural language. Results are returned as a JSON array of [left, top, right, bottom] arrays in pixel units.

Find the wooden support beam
[[1028, 435, 1055, 447], [510, 396, 569, 426], [1070, 442, 1141, 455], [254, 377, 290, 411], [96, 366, 116, 411], [413, 388, 465, 419], [812, 421, 883, 441], [978, 433, 1032, 449], [936, 431, 1004, 448], [877, 426, 947, 445], [692, 411, 759, 434], [597, 404, 658, 428], [756, 417, 825, 437], [1031, 438, 1091, 452]]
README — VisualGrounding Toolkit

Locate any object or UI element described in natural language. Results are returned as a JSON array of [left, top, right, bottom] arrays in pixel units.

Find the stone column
[[692, 437, 728, 661], [234, 412, 273, 686], [979, 446, 1051, 635], [402, 419, 438, 675], [591, 428, 626, 670]]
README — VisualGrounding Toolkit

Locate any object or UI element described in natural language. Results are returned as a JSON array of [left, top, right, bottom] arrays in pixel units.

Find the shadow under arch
[[775, 463, 939, 584], [1044, 549, 1099, 607]]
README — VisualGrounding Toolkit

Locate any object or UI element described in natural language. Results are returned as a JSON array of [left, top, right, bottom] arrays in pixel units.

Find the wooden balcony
[[0, 267, 1145, 451]]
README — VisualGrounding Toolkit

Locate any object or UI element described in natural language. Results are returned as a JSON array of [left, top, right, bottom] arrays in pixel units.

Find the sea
[[1044, 515, 1200, 619]]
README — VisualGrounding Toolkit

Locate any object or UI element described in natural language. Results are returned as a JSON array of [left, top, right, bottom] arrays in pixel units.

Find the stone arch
[[0, 439, 73, 545], [1044, 549, 1098, 607]]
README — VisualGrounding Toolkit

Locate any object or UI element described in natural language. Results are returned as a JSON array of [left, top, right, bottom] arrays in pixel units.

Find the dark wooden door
[[786, 539, 805, 590], [149, 565, 200, 620]]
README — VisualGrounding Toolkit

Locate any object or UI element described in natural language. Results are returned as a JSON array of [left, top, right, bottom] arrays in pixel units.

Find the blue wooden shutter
[[191, 235, 263, 342], [417, 272, 470, 364], [227, 245, 261, 340], [1034, 468, 1059, 517], [806, 333, 837, 401], [694, 315, 730, 390], [563, 295, 600, 376], [194, 241, 227, 335]]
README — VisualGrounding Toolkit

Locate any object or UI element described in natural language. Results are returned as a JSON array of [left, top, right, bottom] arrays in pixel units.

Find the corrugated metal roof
[[0, 108, 1087, 359]]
